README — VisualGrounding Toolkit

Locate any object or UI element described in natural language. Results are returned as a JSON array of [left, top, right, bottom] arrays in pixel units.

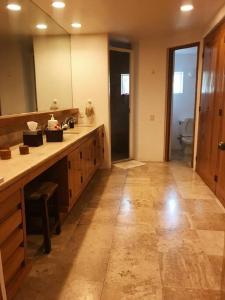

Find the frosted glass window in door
[[121, 74, 130, 95], [173, 71, 184, 94]]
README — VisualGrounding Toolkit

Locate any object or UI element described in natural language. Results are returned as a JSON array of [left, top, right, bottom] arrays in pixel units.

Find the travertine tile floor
[[15, 162, 225, 300]]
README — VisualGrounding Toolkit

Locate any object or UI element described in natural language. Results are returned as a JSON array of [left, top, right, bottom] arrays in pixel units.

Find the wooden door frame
[[165, 42, 200, 167], [109, 47, 134, 162]]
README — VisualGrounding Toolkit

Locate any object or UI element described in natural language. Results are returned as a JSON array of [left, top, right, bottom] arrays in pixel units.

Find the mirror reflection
[[0, 0, 73, 116]]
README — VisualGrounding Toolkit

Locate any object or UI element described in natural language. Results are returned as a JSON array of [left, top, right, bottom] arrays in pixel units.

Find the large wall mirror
[[0, 0, 73, 116]]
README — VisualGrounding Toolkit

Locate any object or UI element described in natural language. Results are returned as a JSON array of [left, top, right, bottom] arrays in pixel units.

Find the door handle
[[218, 141, 225, 150]]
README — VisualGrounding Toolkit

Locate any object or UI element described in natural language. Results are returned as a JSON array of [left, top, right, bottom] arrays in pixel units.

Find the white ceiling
[[32, 0, 225, 40]]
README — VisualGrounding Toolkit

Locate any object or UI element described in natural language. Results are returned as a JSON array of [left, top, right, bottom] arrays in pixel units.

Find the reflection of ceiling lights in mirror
[[71, 22, 82, 28], [52, 1, 65, 9], [180, 4, 194, 12], [36, 24, 48, 30], [6, 3, 22, 11]]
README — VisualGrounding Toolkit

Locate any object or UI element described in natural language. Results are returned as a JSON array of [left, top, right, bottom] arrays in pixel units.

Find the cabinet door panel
[[67, 127, 104, 210], [68, 149, 82, 208]]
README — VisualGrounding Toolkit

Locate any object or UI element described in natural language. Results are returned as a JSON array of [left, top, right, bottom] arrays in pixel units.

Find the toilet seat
[[181, 136, 193, 145]]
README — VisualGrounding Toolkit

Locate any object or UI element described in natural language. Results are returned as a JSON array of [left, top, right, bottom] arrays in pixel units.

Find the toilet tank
[[180, 118, 194, 137]]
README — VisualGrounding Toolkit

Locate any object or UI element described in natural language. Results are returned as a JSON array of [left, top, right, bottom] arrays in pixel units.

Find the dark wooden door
[[197, 22, 225, 207], [216, 30, 225, 205], [196, 32, 222, 191], [110, 50, 130, 162]]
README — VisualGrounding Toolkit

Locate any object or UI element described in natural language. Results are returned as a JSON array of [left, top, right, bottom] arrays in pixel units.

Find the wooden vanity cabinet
[[0, 184, 29, 300], [0, 125, 104, 298], [67, 127, 104, 209]]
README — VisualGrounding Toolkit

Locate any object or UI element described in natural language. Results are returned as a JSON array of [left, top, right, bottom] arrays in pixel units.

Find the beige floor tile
[[176, 182, 216, 199], [123, 185, 152, 199], [58, 280, 103, 300], [156, 211, 191, 230], [67, 247, 110, 282], [105, 247, 161, 287], [79, 207, 118, 224], [153, 195, 184, 212], [112, 224, 156, 250], [120, 194, 154, 210], [87, 196, 121, 209], [190, 212, 225, 231], [117, 207, 156, 226], [125, 177, 151, 185], [181, 198, 224, 214], [163, 287, 221, 300], [159, 251, 222, 290], [197, 230, 225, 256], [69, 223, 115, 250], [101, 283, 162, 300], [156, 229, 203, 254], [150, 186, 181, 201]]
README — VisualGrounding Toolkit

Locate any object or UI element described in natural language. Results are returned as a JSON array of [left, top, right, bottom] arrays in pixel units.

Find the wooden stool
[[25, 181, 61, 254]]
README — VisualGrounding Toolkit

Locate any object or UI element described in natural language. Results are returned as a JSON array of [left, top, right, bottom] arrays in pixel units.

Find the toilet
[[179, 118, 194, 155]]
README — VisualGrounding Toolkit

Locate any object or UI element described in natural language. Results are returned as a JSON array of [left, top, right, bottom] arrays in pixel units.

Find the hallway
[[16, 162, 225, 299]]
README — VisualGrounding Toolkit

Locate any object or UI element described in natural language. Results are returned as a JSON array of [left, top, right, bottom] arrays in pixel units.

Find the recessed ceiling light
[[36, 24, 48, 30], [71, 22, 82, 28], [180, 4, 194, 12], [52, 1, 65, 9], [6, 3, 22, 11]]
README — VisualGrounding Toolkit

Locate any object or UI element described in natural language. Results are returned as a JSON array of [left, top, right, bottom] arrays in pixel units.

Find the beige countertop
[[0, 124, 103, 191]]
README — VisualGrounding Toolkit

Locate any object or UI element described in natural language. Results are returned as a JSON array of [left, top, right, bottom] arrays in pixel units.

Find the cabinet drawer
[[0, 191, 21, 222], [0, 210, 22, 245], [1, 229, 24, 264], [3, 247, 25, 285]]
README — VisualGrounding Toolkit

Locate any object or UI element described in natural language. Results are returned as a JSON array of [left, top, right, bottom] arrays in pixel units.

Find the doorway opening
[[165, 43, 199, 167], [110, 49, 130, 162]]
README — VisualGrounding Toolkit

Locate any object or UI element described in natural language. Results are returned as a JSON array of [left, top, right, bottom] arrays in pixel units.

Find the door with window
[[110, 50, 130, 162]]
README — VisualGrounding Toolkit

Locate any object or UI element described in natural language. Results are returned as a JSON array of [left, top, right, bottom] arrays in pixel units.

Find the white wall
[[134, 30, 201, 162], [171, 51, 197, 150], [33, 35, 73, 112], [70, 34, 111, 169]]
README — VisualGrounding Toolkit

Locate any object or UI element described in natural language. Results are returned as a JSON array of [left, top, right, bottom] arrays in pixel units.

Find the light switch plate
[[150, 115, 155, 121]]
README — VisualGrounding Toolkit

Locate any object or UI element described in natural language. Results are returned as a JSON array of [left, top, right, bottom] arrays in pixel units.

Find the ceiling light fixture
[[6, 3, 22, 11], [180, 4, 194, 12], [36, 23, 48, 30], [71, 22, 82, 28], [52, 1, 65, 9]]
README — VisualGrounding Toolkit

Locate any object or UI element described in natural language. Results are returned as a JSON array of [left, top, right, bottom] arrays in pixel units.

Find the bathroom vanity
[[0, 124, 104, 299]]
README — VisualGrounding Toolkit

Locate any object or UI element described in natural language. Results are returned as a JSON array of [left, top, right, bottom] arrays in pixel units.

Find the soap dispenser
[[48, 114, 59, 130]]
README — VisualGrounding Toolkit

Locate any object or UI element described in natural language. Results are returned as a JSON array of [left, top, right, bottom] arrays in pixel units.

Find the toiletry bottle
[[48, 114, 59, 130]]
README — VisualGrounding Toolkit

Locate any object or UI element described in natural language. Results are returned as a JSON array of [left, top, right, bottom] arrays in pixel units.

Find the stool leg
[[41, 198, 51, 254], [54, 190, 61, 235]]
